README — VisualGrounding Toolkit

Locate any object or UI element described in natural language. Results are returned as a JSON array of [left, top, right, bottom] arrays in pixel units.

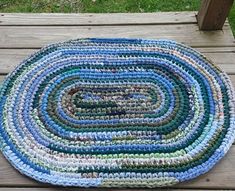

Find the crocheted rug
[[0, 38, 234, 187]]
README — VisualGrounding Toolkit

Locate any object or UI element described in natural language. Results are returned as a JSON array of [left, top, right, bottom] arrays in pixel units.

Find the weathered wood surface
[[0, 12, 198, 25], [197, 0, 234, 30], [0, 12, 235, 190], [0, 24, 234, 48]]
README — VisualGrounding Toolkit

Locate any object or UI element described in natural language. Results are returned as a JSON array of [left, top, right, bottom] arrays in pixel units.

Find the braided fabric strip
[[0, 38, 234, 187]]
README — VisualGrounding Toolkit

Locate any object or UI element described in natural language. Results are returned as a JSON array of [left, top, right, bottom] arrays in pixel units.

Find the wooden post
[[197, 0, 234, 30]]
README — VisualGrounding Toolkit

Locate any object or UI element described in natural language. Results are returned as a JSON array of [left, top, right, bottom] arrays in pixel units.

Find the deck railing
[[197, 0, 234, 30]]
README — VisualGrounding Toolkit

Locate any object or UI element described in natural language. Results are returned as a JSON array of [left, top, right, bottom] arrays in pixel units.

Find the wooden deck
[[0, 12, 235, 190]]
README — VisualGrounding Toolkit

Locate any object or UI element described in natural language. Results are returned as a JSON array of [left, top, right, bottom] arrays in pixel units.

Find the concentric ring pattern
[[0, 38, 235, 187]]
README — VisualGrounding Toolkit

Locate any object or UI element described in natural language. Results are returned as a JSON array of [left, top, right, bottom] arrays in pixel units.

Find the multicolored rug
[[0, 38, 234, 187]]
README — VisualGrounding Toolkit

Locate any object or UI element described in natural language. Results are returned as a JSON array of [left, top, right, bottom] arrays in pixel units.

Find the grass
[[0, 0, 234, 36], [0, 0, 82, 12], [81, 0, 200, 12], [230, 5, 235, 36]]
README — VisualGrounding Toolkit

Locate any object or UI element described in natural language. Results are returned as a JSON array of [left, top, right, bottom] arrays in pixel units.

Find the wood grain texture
[[0, 48, 235, 74], [0, 24, 234, 48], [0, 12, 198, 26], [0, 146, 235, 188], [197, 0, 234, 30], [195, 46, 235, 53]]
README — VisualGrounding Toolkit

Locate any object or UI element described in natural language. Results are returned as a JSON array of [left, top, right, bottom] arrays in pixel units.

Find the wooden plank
[[0, 12, 198, 26], [0, 75, 5, 82], [205, 52, 235, 67], [0, 49, 33, 74], [229, 74, 235, 86], [0, 146, 235, 188], [0, 24, 234, 48], [0, 49, 235, 74], [197, 0, 234, 30], [195, 47, 235, 53]]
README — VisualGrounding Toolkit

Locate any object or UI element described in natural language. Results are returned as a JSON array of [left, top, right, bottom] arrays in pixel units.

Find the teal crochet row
[[0, 38, 234, 187]]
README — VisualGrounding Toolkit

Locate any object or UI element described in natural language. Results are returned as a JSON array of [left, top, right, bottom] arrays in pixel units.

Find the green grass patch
[[229, 4, 235, 36], [0, 0, 82, 12], [81, 0, 200, 12]]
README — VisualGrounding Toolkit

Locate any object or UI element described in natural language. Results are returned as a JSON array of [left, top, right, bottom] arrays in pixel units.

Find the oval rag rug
[[0, 38, 234, 187]]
